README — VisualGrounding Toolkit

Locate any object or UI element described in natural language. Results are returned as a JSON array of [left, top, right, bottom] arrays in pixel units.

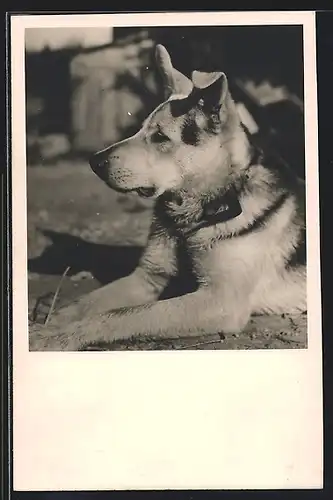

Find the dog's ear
[[155, 44, 193, 99], [191, 70, 229, 113]]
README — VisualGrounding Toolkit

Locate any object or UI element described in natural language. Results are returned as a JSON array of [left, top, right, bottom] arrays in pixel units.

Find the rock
[[70, 270, 94, 282]]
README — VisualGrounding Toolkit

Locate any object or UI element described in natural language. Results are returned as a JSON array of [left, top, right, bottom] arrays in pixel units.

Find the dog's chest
[[175, 225, 232, 280]]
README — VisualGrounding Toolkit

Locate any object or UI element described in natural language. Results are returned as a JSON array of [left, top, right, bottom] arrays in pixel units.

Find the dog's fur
[[29, 44, 306, 351]]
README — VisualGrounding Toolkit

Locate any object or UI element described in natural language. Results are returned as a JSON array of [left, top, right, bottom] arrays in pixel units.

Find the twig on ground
[[44, 266, 71, 326], [176, 332, 225, 350], [176, 339, 223, 350]]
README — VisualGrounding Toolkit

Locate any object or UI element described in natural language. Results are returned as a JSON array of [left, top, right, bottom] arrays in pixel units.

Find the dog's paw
[[29, 322, 80, 352]]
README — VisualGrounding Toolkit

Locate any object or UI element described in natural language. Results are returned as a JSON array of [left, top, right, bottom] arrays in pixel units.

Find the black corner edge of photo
[[316, 9, 333, 496]]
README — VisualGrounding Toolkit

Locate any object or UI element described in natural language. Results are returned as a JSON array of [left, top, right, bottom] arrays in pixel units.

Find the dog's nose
[[89, 153, 108, 173]]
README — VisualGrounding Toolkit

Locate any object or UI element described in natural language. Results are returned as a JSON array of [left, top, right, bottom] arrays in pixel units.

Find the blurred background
[[26, 25, 305, 325]]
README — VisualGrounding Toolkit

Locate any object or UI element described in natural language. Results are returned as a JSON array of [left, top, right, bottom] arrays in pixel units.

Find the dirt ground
[[27, 160, 307, 350]]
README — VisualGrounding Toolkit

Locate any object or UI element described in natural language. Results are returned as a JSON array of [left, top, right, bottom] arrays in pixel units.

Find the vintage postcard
[[12, 11, 323, 491]]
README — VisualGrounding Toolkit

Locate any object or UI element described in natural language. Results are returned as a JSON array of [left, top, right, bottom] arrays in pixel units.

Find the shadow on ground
[[28, 228, 197, 324], [28, 228, 143, 285]]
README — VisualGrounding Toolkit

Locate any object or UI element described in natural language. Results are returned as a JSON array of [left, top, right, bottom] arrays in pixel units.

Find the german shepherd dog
[[29, 45, 306, 351]]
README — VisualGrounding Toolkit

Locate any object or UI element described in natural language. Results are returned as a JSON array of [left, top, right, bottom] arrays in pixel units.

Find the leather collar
[[183, 186, 243, 236]]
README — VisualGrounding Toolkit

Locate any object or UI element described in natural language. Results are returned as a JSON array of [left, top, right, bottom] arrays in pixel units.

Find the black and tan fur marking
[[29, 44, 306, 351]]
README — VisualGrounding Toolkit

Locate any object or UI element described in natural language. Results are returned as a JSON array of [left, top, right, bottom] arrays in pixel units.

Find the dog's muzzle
[[89, 153, 123, 189], [89, 153, 117, 187], [89, 152, 157, 198]]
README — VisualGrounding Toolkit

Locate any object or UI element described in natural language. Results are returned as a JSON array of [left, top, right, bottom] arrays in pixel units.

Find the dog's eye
[[151, 130, 170, 143]]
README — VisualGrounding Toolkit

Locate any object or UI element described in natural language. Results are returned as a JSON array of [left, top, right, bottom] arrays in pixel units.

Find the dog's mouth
[[136, 187, 157, 198], [90, 166, 157, 198], [109, 184, 157, 198]]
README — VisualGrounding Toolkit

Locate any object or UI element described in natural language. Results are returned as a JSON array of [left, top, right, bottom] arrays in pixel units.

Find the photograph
[[26, 23, 308, 351]]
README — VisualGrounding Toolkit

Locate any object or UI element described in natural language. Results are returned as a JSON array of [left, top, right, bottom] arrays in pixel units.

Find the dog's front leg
[[29, 287, 227, 351], [45, 268, 161, 328], [45, 226, 177, 327]]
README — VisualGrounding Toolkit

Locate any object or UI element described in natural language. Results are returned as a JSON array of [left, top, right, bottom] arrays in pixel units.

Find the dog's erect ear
[[155, 44, 193, 99], [191, 70, 229, 111]]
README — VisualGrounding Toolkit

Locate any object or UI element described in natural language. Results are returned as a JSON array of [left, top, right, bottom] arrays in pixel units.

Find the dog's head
[[90, 45, 250, 199]]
